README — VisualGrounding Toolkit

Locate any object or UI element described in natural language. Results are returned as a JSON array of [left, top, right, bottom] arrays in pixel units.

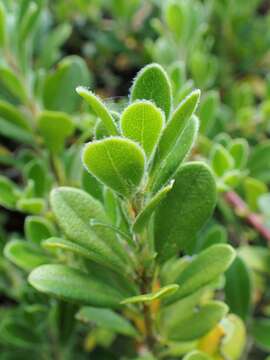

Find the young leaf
[[248, 141, 270, 182], [168, 244, 236, 303], [43, 56, 91, 113], [76, 86, 118, 135], [120, 100, 164, 158], [154, 162, 217, 262], [165, 0, 185, 41], [25, 216, 55, 245], [151, 89, 200, 173], [166, 301, 228, 341], [225, 256, 252, 321], [133, 180, 174, 233], [121, 284, 179, 304], [210, 144, 234, 177], [130, 63, 172, 119], [4, 240, 50, 271], [24, 159, 50, 197], [50, 187, 130, 274], [38, 111, 74, 154], [150, 115, 199, 192], [244, 177, 267, 211], [28, 264, 124, 308], [229, 139, 249, 169], [82, 137, 145, 197], [76, 307, 139, 338]]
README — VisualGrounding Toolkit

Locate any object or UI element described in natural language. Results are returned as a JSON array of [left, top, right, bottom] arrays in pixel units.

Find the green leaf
[[4, 240, 50, 271], [120, 100, 164, 158], [38, 111, 74, 154], [221, 314, 246, 360], [82, 137, 145, 197], [121, 284, 179, 304], [165, 0, 185, 40], [248, 141, 270, 182], [50, 187, 130, 274], [28, 264, 124, 308], [43, 55, 91, 113], [150, 115, 199, 192], [130, 63, 172, 119], [150, 89, 200, 175], [0, 320, 40, 349], [76, 86, 118, 135], [154, 162, 217, 262], [16, 198, 45, 214], [81, 169, 103, 202], [166, 301, 228, 341], [167, 244, 235, 303], [133, 180, 174, 233], [0, 2, 6, 48], [0, 66, 28, 103], [25, 216, 55, 245], [183, 351, 212, 360], [252, 318, 270, 351], [225, 256, 252, 322], [244, 177, 267, 211], [229, 139, 249, 169], [210, 144, 234, 177], [0, 176, 20, 209], [199, 91, 219, 135], [0, 100, 34, 144], [76, 307, 139, 338], [24, 159, 50, 197], [196, 224, 227, 252]]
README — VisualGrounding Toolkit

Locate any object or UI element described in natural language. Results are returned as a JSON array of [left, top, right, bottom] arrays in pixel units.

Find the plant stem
[[224, 191, 270, 242]]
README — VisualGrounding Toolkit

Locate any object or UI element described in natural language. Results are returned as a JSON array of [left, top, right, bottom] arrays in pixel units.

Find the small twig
[[224, 191, 270, 243]]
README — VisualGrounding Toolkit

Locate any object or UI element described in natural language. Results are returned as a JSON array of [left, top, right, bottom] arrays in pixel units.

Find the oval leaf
[[82, 137, 145, 197], [28, 264, 124, 308], [154, 162, 217, 262], [121, 100, 164, 158], [130, 63, 172, 119], [121, 284, 179, 304]]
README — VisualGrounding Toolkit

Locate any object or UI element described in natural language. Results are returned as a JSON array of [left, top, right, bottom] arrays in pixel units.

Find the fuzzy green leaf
[[165, 0, 185, 40], [199, 91, 219, 135], [4, 240, 50, 271], [150, 90, 200, 180], [76, 307, 139, 337], [150, 115, 199, 192], [130, 63, 172, 119], [82, 137, 145, 197], [154, 162, 217, 262], [168, 244, 236, 303], [38, 111, 74, 154], [121, 284, 179, 304], [28, 264, 124, 307], [120, 100, 164, 158], [50, 187, 130, 274], [133, 180, 174, 233], [24, 159, 50, 197], [248, 141, 270, 182], [166, 301, 228, 341], [76, 86, 118, 135]]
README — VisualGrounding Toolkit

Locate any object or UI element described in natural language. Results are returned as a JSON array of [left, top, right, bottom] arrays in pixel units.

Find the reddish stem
[[224, 191, 270, 243]]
